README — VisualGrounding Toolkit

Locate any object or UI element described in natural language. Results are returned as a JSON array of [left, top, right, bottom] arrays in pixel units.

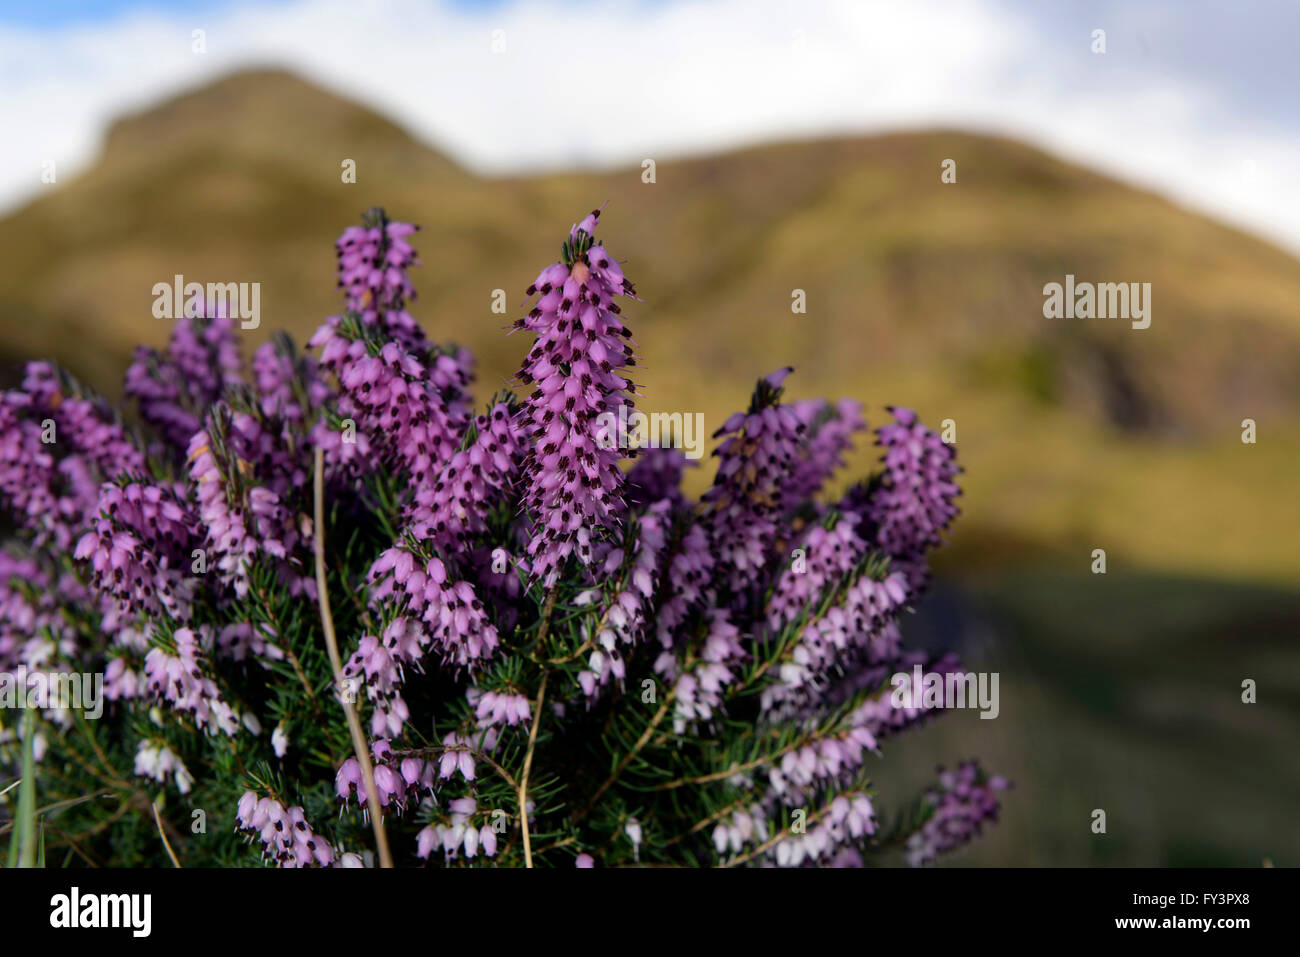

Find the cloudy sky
[[3, 0, 1298, 252]]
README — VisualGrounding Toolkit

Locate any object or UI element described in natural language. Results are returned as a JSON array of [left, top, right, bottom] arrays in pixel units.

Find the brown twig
[[518, 587, 560, 868], [152, 800, 182, 867], [518, 671, 549, 868], [313, 446, 394, 868]]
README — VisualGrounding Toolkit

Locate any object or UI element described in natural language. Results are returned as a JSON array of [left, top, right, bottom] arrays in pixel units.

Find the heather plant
[[0, 207, 1005, 868]]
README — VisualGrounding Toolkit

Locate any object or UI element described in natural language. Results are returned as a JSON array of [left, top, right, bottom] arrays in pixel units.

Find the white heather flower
[[626, 818, 643, 862], [133, 739, 193, 794], [272, 724, 289, 758]]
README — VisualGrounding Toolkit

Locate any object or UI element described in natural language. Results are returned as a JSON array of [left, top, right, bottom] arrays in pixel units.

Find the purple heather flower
[[22, 362, 146, 481], [0, 386, 113, 551], [74, 480, 198, 621], [236, 791, 338, 868], [353, 547, 501, 737], [0, 552, 86, 673], [134, 739, 194, 794], [842, 651, 965, 744], [336, 748, 427, 812], [774, 792, 876, 868], [187, 426, 260, 600], [470, 687, 532, 728], [437, 731, 476, 782], [371, 762, 405, 808], [760, 568, 910, 714], [862, 406, 961, 590], [714, 790, 874, 867], [124, 313, 243, 452], [712, 803, 771, 857], [336, 211, 428, 354], [469, 544, 526, 635], [514, 208, 639, 587], [765, 515, 868, 632], [186, 407, 313, 600], [311, 323, 469, 491], [0, 206, 1002, 870], [0, 403, 61, 543], [406, 400, 523, 551], [784, 397, 866, 507], [576, 503, 668, 697], [702, 368, 805, 594], [651, 520, 714, 657], [335, 757, 363, 803], [416, 825, 440, 859], [252, 333, 332, 426], [142, 625, 242, 736], [669, 608, 747, 733], [415, 796, 498, 862], [216, 621, 284, 664], [905, 762, 1009, 867]]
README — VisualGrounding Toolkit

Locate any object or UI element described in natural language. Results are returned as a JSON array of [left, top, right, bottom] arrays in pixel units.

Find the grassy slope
[[2, 69, 1297, 583], [883, 571, 1300, 866]]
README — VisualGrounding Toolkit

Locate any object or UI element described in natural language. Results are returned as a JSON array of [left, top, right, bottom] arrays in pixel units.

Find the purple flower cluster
[[23, 362, 146, 481], [866, 406, 962, 589], [407, 401, 522, 550], [416, 796, 500, 862], [575, 504, 668, 696], [311, 326, 470, 492], [785, 397, 866, 506], [0, 205, 1004, 870], [651, 521, 713, 654], [0, 553, 85, 674], [766, 516, 867, 632], [75, 481, 197, 620], [236, 791, 350, 867], [125, 313, 243, 452], [252, 333, 331, 426], [349, 552, 500, 737], [906, 762, 1010, 866], [702, 368, 805, 594], [0, 363, 149, 551], [336, 739, 439, 812], [336, 210, 427, 353], [187, 412, 311, 601], [668, 609, 746, 733], [515, 208, 639, 586], [142, 626, 244, 737], [759, 567, 910, 714]]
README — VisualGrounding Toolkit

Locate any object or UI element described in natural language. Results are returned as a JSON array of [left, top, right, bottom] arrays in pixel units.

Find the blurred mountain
[[2, 68, 1298, 581]]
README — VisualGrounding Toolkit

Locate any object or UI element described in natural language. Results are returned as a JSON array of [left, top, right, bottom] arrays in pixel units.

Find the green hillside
[[1, 68, 1298, 583]]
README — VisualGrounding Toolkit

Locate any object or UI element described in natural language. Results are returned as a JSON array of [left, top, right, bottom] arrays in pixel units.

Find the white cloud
[[2, 0, 1298, 254]]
